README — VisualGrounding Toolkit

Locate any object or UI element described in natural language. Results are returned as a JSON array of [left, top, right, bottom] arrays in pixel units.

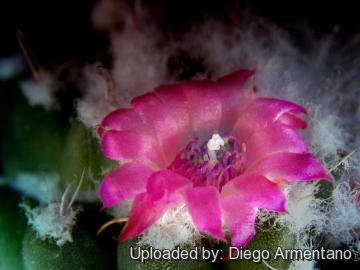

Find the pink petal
[[245, 123, 308, 166], [221, 197, 257, 248], [119, 192, 170, 241], [99, 162, 154, 208], [184, 186, 225, 240], [146, 169, 193, 202], [221, 173, 286, 212], [216, 69, 255, 131], [155, 83, 194, 147], [100, 108, 155, 136], [131, 91, 189, 161], [232, 98, 307, 142], [182, 80, 222, 138], [277, 111, 307, 129], [101, 130, 167, 168], [119, 170, 193, 241], [246, 152, 330, 182]]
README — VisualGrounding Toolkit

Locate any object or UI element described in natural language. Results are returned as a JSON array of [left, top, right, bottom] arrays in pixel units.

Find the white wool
[[77, 15, 169, 127], [323, 182, 360, 248], [20, 201, 81, 247], [278, 182, 326, 239], [303, 105, 346, 165], [290, 259, 318, 270], [0, 54, 25, 79], [137, 204, 202, 250], [76, 65, 117, 128], [110, 29, 168, 104], [258, 181, 327, 252], [19, 73, 59, 110], [257, 182, 330, 270], [19, 177, 83, 247], [105, 198, 132, 218], [10, 172, 62, 202]]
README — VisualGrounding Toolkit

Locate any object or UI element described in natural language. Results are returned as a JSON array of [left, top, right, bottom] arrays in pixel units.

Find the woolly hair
[[20, 201, 81, 247], [277, 182, 327, 246], [323, 182, 360, 251], [0, 54, 25, 79], [19, 174, 84, 247], [137, 204, 202, 250], [290, 257, 318, 270], [257, 181, 327, 250], [11, 172, 62, 202], [104, 198, 133, 219], [257, 181, 328, 270], [76, 65, 118, 128], [19, 72, 59, 111]]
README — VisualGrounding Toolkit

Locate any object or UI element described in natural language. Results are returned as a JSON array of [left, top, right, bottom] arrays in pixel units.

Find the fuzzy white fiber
[[10, 172, 62, 202], [0, 54, 25, 79], [323, 182, 360, 249], [137, 204, 202, 250], [20, 201, 81, 247], [104, 198, 133, 219], [257, 181, 326, 269], [19, 73, 59, 110], [275, 182, 327, 249], [76, 65, 118, 128]]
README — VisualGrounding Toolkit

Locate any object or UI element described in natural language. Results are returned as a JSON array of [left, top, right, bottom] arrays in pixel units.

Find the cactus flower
[[98, 69, 329, 248]]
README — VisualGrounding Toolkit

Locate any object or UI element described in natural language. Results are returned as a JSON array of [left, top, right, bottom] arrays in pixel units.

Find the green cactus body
[[0, 188, 27, 270]]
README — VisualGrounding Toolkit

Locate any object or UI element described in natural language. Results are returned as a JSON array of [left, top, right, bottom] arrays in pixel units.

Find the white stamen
[[207, 134, 225, 165], [207, 150, 217, 162], [207, 134, 225, 151]]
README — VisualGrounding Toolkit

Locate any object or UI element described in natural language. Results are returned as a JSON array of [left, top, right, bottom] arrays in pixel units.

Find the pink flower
[[98, 70, 330, 248]]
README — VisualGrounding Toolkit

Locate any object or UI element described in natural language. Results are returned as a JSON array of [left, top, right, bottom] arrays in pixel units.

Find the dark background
[[1, 0, 360, 66]]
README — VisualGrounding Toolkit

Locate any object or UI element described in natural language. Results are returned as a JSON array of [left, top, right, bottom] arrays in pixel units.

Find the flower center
[[168, 134, 246, 190]]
